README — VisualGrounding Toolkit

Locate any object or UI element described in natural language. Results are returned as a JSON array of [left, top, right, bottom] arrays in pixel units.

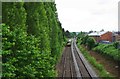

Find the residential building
[[88, 31, 113, 42]]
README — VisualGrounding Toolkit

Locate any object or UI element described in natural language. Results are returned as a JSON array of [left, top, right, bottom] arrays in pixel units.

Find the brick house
[[88, 31, 113, 42], [100, 32, 113, 42]]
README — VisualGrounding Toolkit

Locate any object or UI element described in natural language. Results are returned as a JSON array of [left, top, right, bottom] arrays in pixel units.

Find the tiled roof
[[88, 31, 108, 36]]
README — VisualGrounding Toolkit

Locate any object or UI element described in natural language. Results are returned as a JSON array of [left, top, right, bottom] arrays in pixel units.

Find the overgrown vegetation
[[77, 42, 115, 78], [77, 32, 119, 78], [64, 30, 77, 38], [77, 32, 120, 61], [77, 32, 96, 50], [2, 2, 66, 78], [93, 44, 120, 61]]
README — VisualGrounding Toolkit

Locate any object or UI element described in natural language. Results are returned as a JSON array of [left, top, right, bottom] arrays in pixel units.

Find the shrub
[[113, 42, 120, 49], [93, 44, 120, 61], [81, 35, 89, 45], [86, 37, 96, 50]]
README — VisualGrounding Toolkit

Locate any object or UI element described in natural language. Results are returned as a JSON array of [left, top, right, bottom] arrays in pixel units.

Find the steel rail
[[71, 39, 82, 79], [73, 39, 99, 79]]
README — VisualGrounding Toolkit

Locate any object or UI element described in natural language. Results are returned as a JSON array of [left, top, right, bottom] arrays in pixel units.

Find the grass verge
[[77, 44, 116, 79]]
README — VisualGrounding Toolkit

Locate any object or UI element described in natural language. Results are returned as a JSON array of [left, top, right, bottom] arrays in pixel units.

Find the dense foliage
[[93, 44, 120, 61], [2, 2, 65, 78], [64, 30, 77, 38], [86, 37, 96, 50], [113, 42, 120, 49], [77, 32, 96, 50], [77, 42, 114, 78]]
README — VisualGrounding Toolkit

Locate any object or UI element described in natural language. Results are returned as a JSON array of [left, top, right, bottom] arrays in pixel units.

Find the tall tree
[[2, 2, 26, 30], [2, 2, 65, 78]]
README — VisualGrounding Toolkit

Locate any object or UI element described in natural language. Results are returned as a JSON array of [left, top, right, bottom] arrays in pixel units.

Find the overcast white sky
[[55, 0, 120, 32]]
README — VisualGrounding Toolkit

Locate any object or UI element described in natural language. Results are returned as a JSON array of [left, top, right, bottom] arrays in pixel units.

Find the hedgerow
[[2, 2, 65, 78], [93, 44, 120, 61]]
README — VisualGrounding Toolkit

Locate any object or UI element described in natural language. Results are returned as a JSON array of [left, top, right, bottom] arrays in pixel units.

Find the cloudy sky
[[55, 0, 120, 32]]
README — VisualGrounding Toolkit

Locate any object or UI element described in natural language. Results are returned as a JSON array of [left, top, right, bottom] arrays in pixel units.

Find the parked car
[[100, 40, 111, 44]]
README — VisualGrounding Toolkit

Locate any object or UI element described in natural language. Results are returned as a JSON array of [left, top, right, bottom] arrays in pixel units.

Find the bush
[[81, 35, 89, 45], [93, 44, 120, 61], [113, 42, 120, 49], [86, 37, 96, 50], [78, 35, 96, 50]]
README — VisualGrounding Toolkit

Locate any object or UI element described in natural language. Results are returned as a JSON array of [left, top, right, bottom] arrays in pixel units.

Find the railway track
[[57, 39, 98, 79]]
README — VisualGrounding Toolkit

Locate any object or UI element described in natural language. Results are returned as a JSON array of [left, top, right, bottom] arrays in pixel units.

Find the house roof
[[88, 31, 108, 36]]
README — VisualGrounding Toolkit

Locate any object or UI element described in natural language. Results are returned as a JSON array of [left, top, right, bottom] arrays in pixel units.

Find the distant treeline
[[64, 30, 77, 38]]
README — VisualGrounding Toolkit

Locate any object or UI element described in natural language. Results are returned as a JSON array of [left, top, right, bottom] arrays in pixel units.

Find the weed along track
[[57, 39, 98, 79]]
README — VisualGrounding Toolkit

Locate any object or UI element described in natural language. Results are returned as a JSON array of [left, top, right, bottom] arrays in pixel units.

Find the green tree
[[86, 37, 96, 50], [44, 2, 62, 62], [2, 2, 65, 78], [65, 30, 71, 38], [2, 2, 26, 30], [81, 35, 89, 45]]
